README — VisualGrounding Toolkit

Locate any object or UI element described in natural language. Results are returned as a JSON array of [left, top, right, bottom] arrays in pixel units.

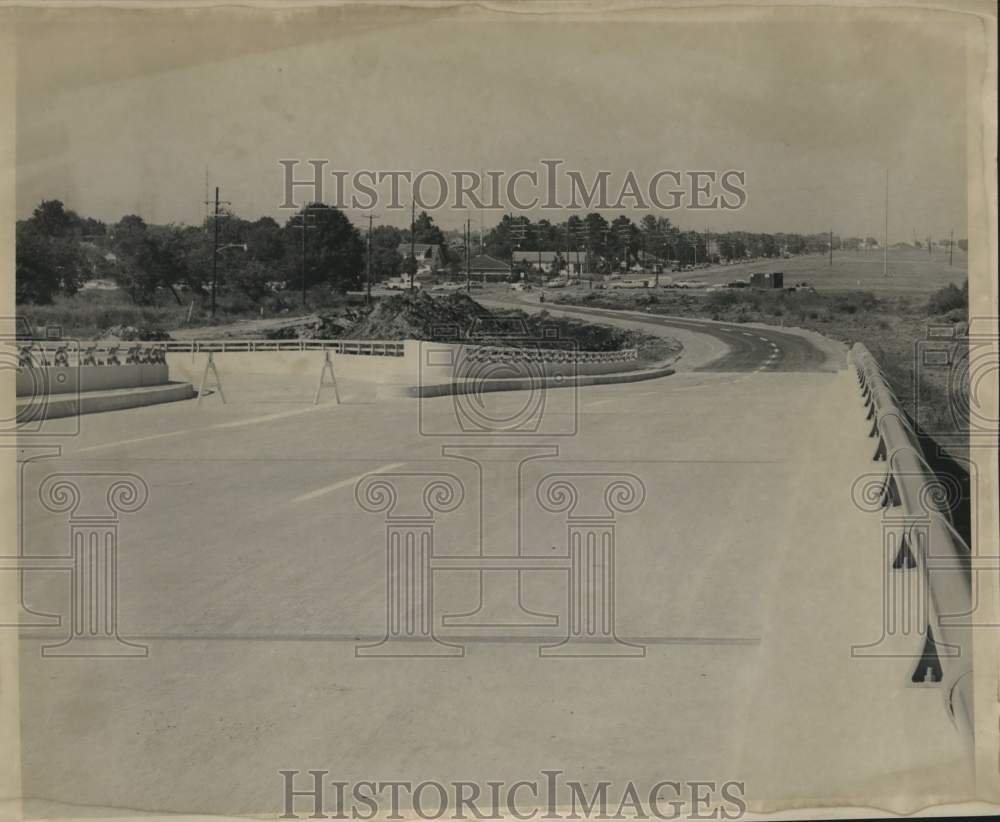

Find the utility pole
[[365, 213, 374, 306], [537, 224, 543, 277], [204, 186, 232, 318], [409, 200, 416, 288], [290, 207, 317, 308], [212, 187, 220, 317], [466, 219, 472, 293], [883, 169, 889, 279], [829, 229, 833, 266], [510, 217, 528, 283], [949, 229, 954, 266]]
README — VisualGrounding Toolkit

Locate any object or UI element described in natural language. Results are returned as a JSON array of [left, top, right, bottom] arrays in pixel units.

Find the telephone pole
[[510, 217, 528, 283], [204, 186, 232, 318], [409, 200, 416, 288], [829, 229, 833, 266], [949, 229, 954, 266], [365, 213, 374, 306], [290, 207, 317, 308], [465, 219, 472, 293]]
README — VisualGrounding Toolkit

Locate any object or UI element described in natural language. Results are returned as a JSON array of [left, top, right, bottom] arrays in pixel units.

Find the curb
[[400, 362, 677, 399], [17, 382, 197, 421]]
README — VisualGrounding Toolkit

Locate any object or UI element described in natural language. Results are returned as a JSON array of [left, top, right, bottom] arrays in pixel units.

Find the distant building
[[468, 254, 512, 280], [511, 250, 582, 275], [749, 271, 784, 289], [397, 243, 445, 275]]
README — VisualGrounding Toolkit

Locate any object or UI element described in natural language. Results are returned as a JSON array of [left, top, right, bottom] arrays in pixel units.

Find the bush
[[927, 281, 967, 316]]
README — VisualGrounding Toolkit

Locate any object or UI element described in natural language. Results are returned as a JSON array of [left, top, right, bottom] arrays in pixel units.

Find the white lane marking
[[213, 405, 325, 430], [77, 404, 332, 452], [78, 429, 194, 453], [291, 462, 406, 504], [757, 336, 769, 343], [587, 397, 620, 408]]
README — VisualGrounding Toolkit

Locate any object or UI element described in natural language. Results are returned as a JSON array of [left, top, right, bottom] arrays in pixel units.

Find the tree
[[583, 213, 610, 260], [30, 200, 78, 238], [411, 211, 445, 245], [284, 204, 364, 292], [110, 215, 159, 303], [229, 260, 273, 303], [15, 221, 86, 303], [245, 216, 285, 265], [370, 225, 403, 280]]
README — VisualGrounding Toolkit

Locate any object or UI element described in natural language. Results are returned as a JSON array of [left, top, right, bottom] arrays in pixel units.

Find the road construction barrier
[[849, 343, 974, 744], [0, 471, 149, 657], [354, 470, 646, 657]]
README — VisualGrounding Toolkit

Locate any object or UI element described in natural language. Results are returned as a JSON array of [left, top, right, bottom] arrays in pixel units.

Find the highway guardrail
[[850, 343, 973, 744]]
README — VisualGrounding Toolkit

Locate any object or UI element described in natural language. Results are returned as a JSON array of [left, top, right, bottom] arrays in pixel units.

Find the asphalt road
[[11, 310, 968, 818], [482, 295, 837, 373]]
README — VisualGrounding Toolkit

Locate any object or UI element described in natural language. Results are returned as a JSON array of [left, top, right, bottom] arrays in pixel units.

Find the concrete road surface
[[13, 305, 972, 818]]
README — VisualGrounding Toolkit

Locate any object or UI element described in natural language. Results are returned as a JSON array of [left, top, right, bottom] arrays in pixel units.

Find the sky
[[14, 4, 972, 240]]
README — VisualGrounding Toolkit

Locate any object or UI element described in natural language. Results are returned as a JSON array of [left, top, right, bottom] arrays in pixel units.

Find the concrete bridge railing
[[850, 343, 973, 744]]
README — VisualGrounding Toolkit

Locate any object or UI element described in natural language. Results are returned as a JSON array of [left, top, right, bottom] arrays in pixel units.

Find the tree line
[[15, 200, 448, 305], [15, 199, 966, 304]]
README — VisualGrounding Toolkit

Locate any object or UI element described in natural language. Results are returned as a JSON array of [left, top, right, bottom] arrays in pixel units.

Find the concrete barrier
[[850, 343, 973, 744], [15, 364, 169, 397], [159, 339, 648, 402]]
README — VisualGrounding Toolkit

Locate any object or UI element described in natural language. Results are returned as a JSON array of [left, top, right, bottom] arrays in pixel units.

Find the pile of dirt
[[100, 324, 172, 341], [345, 292, 492, 341], [338, 291, 679, 365]]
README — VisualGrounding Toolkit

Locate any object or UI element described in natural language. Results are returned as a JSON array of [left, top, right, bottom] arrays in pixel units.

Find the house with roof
[[467, 254, 512, 281], [397, 243, 446, 276]]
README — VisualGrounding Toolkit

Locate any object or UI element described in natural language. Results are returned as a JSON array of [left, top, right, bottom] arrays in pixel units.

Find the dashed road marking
[[77, 403, 333, 453], [291, 461, 407, 504], [78, 429, 194, 453]]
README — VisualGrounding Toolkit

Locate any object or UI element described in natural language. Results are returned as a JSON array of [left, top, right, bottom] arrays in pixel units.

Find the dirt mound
[[346, 292, 491, 341], [338, 291, 678, 365]]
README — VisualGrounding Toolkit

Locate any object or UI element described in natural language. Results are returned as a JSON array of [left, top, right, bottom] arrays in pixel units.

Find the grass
[[668, 247, 968, 295]]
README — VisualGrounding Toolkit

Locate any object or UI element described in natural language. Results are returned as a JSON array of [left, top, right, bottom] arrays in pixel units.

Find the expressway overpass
[[10, 303, 974, 818]]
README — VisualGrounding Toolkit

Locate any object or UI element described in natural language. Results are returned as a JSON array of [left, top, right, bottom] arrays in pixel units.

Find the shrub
[[927, 281, 967, 316]]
